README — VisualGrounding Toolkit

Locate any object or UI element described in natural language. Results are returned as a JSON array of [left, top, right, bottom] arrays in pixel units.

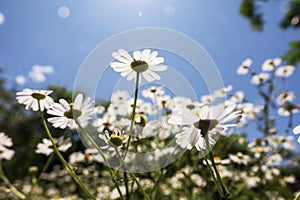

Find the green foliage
[[280, 0, 300, 30], [240, 0, 264, 31], [283, 40, 300, 65]]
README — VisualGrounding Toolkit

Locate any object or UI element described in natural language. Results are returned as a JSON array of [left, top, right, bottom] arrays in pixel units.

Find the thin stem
[[0, 160, 26, 199], [284, 113, 293, 136], [150, 169, 164, 197], [203, 157, 223, 196], [208, 151, 230, 199], [75, 119, 124, 200], [25, 153, 54, 199], [124, 72, 140, 156], [294, 192, 300, 200], [114, 147, 150, 200], [38, 101, 96, 200]]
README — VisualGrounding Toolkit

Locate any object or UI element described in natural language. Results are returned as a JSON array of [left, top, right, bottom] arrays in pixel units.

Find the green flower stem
[[74, 119, 124, 200], [114, 147, 150, 200], [294, 192, 300, 200], [37, 153, 54, 182], [38, 101, 96, 200], [25, 153, 54, 199], [208, 151, 230, 199], [203, 157, 223, 196], [150, 169, 164, 197], [0, 159, 26, 199], [124, 72, 140, 156]]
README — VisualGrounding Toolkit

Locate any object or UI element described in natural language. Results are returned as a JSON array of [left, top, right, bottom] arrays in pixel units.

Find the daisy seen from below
[[47, 93, 95, 129], [293, 124, 300, 143], [16, 88, 54, 111], [110, 49, 168, 82], [251, 73, 270, 85], [275, 65, 295, 78], [0, 132, 15, 160], [276, 91, 295, 105], [236, 58, 252, 75], [262, 57, 281, 71], [168, 103, 242, 151], [35, 136, 72, 156]]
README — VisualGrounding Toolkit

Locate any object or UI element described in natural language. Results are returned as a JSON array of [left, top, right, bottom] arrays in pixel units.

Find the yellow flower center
[[131, 59, 149, 73], [31, 92, 46, 100], [64, 103, 82, 119], [109, 135, 124, 147], [134, 114, 147, 127]]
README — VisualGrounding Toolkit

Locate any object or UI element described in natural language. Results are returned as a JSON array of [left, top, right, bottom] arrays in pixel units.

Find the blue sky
[[0, 1, 299, 145]]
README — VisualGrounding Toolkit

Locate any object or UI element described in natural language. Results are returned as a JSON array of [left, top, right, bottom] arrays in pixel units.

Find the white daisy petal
[[133, 50, 142, 60], [149, 65, 168, 71]]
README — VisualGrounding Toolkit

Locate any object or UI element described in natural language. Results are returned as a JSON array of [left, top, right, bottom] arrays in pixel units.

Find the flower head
[[110, 49, 167, 82], [236, 58, 252, 75], [47, 93, 95, 129], [276, 91, 295, 105], [16, 88, 54, 111], [168, 104, 242, 150], [35, 136, 72, 156], [0, 132, 15, 160], [251, 73, 270, 85], [262, 58, 281, 71], [275, 65, 295, 78]]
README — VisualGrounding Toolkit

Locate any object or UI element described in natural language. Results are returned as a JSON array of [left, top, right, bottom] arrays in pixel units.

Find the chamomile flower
[[35, 137, 72, 156], [110, 49, 168, 82], [251, 73, 270, 85], [236, 58, 252, 75], [262, 58, 281, 71], [47, 93, 95, 129], [276, 91, 295, 105], [98, 127, 125, 149], [168, 104, 242, 150], [16, 88, 54, 111], [293, 124, 300, 143], [275, 65, 295, 78], [0, 132, 15, 160]]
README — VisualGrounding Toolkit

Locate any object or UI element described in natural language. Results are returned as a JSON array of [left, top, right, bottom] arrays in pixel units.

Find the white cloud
[[15, 75, 26, 85], [29, 65, 54, 82]]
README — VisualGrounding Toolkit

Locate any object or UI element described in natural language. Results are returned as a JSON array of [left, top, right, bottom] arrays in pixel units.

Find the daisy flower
[[262, 58, 281, 71], [110, 49, 168, 82], [35, 136, 72, 156], [293, 124, 300, 143], [275, 65, 295, 78], [251, 73, 270, 85], [276, 91, 295, 105], [236, 58, 252, 75], [47, 93, 95, 129], [168, 104, 242, 150], [0, 132, 15, 160], [16, 88, 54, 111]]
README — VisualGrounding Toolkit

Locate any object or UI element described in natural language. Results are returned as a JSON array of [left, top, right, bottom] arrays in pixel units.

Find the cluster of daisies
[[14, 50, 300, 158], [236, 57, 300, 139]]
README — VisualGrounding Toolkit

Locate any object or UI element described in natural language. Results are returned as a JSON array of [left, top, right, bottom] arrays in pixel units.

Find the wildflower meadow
[[0, 1, 300, 200]]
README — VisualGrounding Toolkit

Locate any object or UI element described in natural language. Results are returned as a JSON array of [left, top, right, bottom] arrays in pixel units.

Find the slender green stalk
[[37, 153, 54, 182], [294, 192, 300, 200], [203, 157, 223, 196], [0, 160, 26, 199], [124, 72, 140, 155], [208, 151, 230, 199], [38, 101, 96, 200], [114, 147, 150, 200], [75, 119, 124, 200], [150, 169, 164, 196], [25, 153, 54, 199]]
